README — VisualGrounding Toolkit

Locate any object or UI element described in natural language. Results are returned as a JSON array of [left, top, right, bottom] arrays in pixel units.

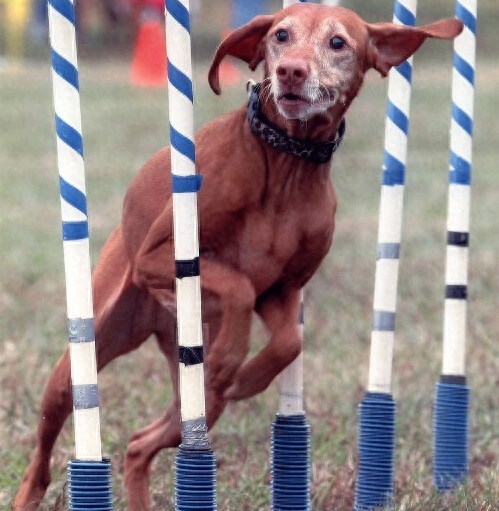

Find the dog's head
[[209, 4, 462, 122]]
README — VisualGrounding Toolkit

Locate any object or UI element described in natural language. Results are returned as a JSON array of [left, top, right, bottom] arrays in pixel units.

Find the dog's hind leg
[[124, 323, 227, 511], [13, 349, 73, 511], [123, 396, 181, 510], [13, 226, 158, 511]]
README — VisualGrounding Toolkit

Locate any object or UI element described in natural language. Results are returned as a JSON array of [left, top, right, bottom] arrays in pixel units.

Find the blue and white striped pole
[[164, 1, 216, 509], [270, 2, 310, 510], [47, 0, 113, 509], [354, 1, 417, 509], [433, 0, 476, 492]]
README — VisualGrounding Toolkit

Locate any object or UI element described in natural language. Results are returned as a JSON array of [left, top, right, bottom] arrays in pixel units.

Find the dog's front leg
[[201, 260, 257, 392], [223, 285, 302, 400], [133, 207, 257, 393]]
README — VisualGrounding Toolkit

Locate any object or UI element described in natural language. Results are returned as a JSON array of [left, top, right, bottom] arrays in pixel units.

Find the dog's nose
[[276, 59, 309, 86]]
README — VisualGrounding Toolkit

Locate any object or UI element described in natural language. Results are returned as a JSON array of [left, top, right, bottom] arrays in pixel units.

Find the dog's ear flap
[[208, 14, 275, 95], [367, 18, 463, 77]]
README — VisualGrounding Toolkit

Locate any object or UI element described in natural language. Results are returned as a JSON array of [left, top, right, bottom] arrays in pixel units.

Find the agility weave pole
[[271, 291, 310, 511], [354, 1, 417, 509], [164, 1, 217, 509], [269, 1, 311, 510], [433, 0, 476, 491], [47, 0, 113, 509]]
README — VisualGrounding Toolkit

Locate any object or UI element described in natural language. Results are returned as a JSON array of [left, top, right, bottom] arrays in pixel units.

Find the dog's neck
[[247, 83, 345, 165]]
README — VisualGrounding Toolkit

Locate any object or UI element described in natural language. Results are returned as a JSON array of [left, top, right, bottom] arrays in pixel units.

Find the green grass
[[1, 2, 499, 510]]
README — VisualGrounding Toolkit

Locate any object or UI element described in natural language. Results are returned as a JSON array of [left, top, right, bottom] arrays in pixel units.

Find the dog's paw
[[223, 379, 263, 401], [206, 352, 242, 393], [222, 367, 271, 401], [222, 381, 250, 401]]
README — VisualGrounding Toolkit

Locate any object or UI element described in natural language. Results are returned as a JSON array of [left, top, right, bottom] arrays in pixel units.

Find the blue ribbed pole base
[[354, 392, 396, 511], [67, 459, 113, 511], [174, 447, 217, 511], [271, 414, 311, 511], [433, 375, 469, 491]]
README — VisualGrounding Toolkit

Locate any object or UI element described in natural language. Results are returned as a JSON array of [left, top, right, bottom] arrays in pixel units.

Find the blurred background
[[0, 0, 299, 64], [1, 0, 495, 70]]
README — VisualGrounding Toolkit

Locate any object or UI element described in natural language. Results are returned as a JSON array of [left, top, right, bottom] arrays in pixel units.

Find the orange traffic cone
[[130, 19, 167, 88]]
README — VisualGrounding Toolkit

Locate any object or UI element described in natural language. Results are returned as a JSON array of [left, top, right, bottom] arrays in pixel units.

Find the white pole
[[165, 0, 208, 446], [367, 0, 417, 393], [48, 0, 102, 462], [441, 0, 476, 377]]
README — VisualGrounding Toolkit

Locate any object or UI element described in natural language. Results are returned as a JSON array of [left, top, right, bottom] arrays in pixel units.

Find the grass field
[[1, 1, 499, 510]]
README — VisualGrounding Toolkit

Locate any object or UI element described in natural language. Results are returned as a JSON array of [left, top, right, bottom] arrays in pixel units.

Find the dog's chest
[[232, 203, 333, 292], [201, 157, 337, 293]]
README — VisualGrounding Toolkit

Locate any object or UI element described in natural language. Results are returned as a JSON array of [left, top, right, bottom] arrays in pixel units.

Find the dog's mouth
[[278, 92, 310, 103], [280, 92, 306, 101], [275, 88, 338, 120], [276, 92, 311, 119]]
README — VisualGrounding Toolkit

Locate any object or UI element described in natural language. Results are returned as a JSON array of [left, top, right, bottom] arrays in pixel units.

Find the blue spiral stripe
[[51, 49, 79, 90], [59, 176, 88, 215], [387, 101, 409, 134], [449, 152, 471, 185], [167, 62, 194, 102], [452, 104, 473, 135], [394, 60, 413, 83], [170, 125, 196, 163], [453, 54, 475, 85], [394, 2, 416, 26], [48, 0, 75, 24], [55, 115, 84, 157], [382, 153, 405, 185], [456, 3, 476, 33], [166, 0, 190, 32]]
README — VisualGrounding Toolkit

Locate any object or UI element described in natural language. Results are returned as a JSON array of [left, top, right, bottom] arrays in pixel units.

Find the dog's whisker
[[261, 82, 273, 106]]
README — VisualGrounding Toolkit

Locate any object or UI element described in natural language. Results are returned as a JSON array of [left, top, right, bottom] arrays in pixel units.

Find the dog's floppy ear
[[208, 14, 275, 95], [367, 18, 463, 77]]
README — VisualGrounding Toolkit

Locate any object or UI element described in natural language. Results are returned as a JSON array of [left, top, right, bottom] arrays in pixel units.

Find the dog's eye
[[276, 30, 289, 43], [330, 37, 346, 50]]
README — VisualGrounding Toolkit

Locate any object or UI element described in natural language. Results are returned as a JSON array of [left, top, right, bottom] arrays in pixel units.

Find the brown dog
[[14, 4, 462, 510]]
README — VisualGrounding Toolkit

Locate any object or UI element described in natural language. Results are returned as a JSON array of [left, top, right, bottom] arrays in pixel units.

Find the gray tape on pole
[[68, 317, 95, 343], [377, 242, 400, 260], [372, 310, 396, 332], [181, 417, 210, 450], [72, 384, 99, 410]]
